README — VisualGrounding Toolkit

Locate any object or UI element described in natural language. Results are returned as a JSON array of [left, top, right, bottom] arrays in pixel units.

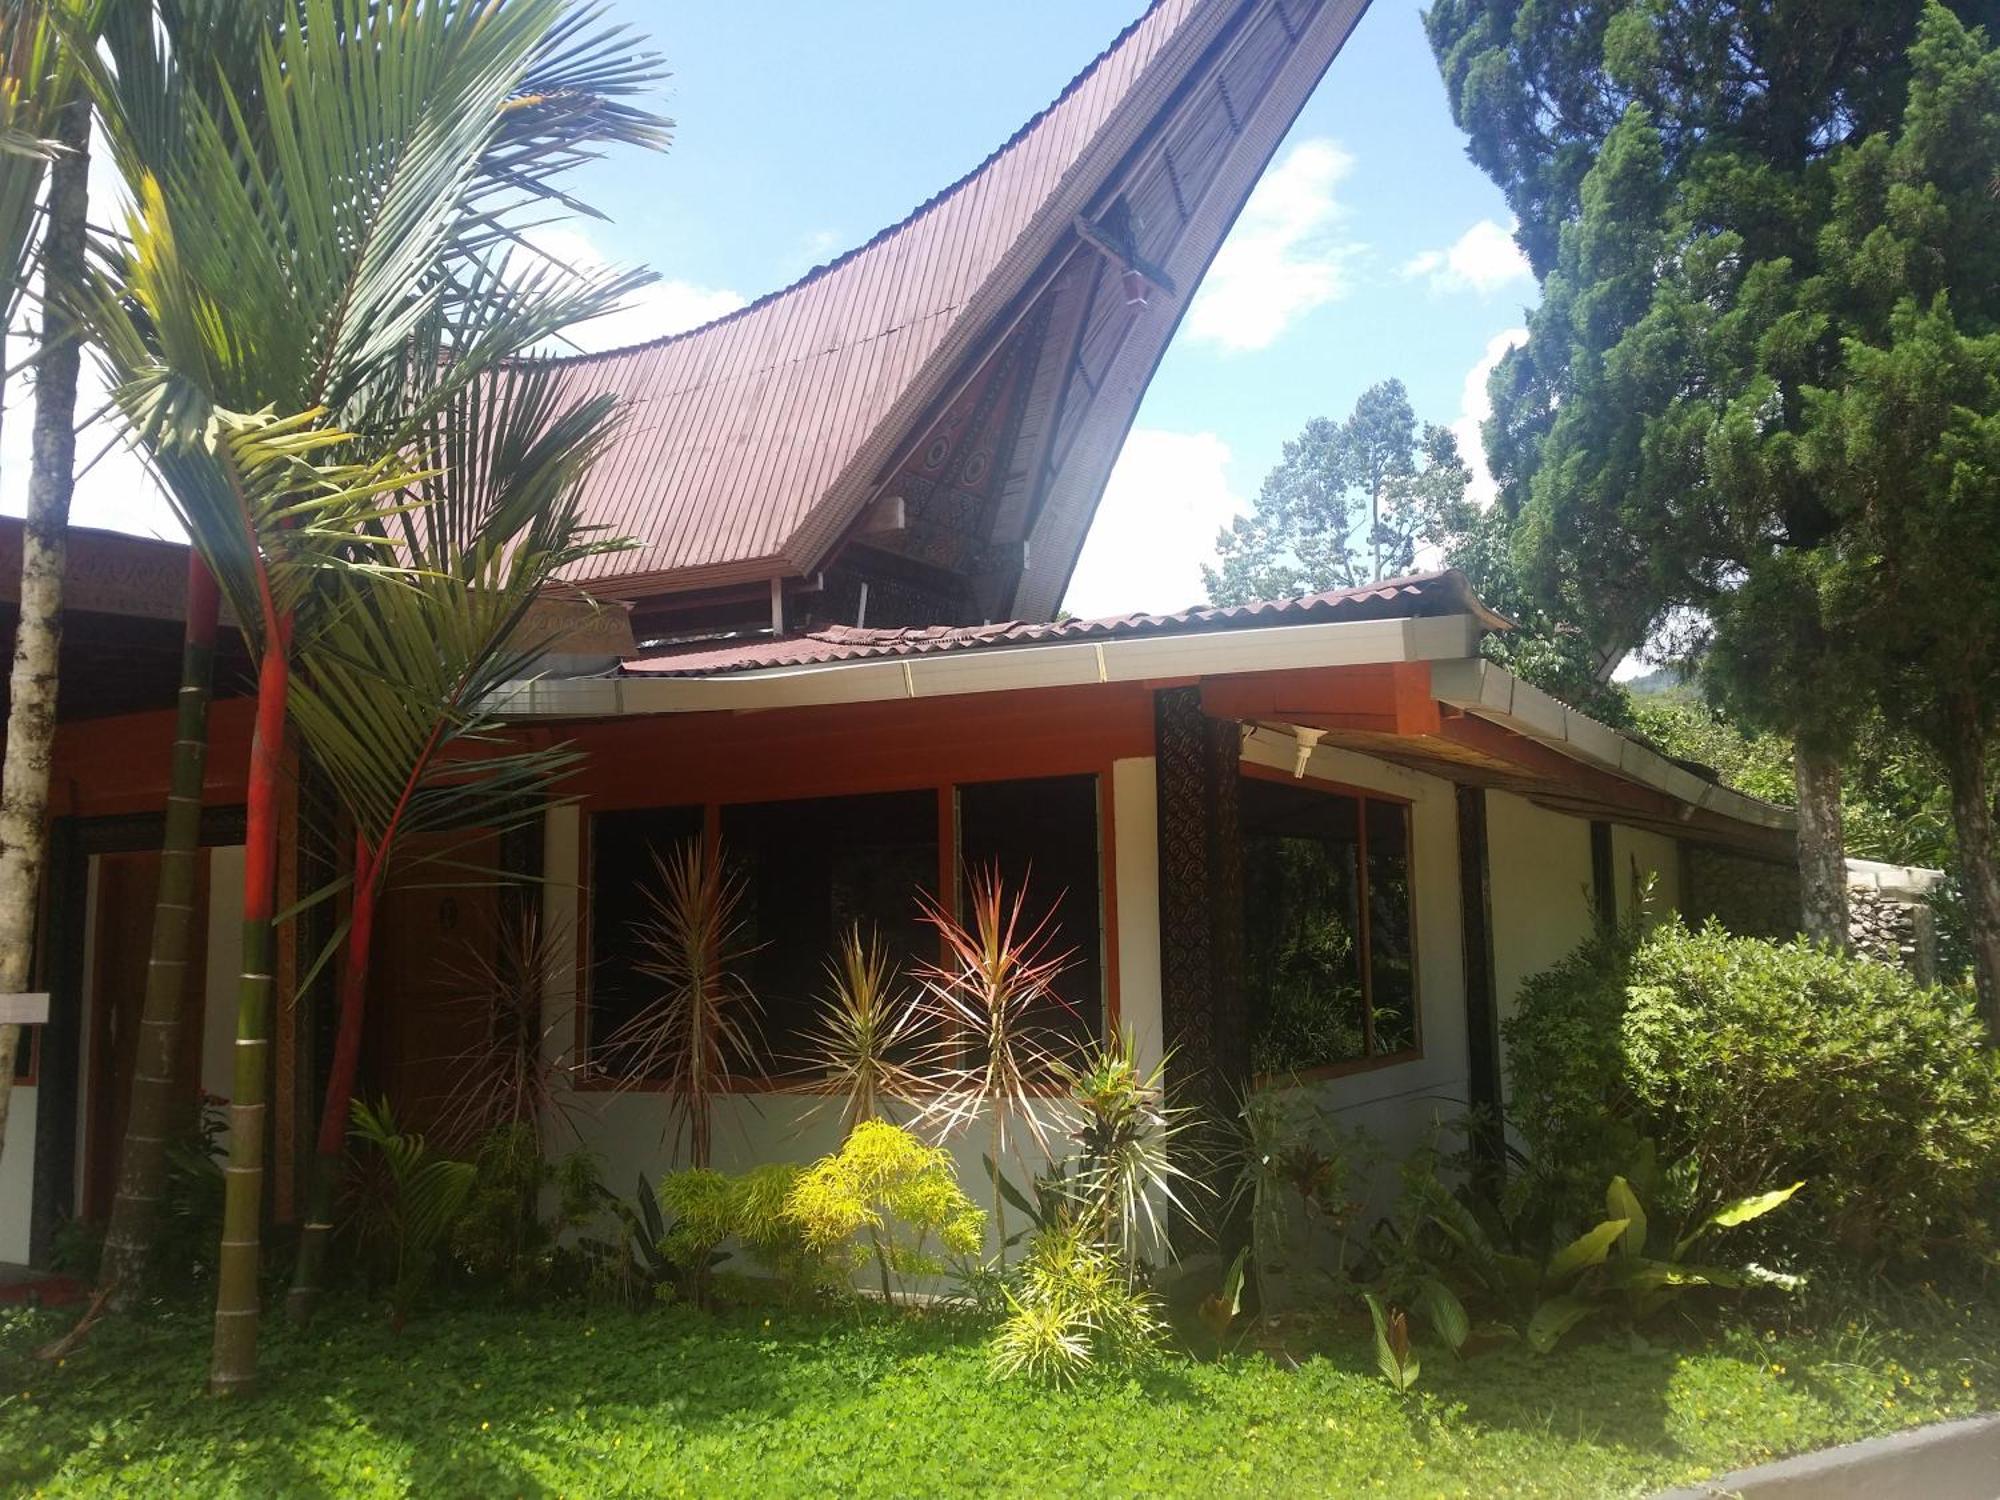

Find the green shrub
[[784, 1120, 984, 1304], [1506, 918, 2000, 1271]]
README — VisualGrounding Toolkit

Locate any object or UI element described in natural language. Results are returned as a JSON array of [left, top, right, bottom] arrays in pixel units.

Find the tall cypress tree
[[1426, 0, 2000, 945], [1796, 6, 2000, 1024]]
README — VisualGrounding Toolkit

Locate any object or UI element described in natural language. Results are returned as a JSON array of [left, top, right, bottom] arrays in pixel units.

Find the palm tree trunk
[[100, 557, 219, 1305], [0, 101, 87, 1161], [287, 835, 377, 1324], [209, 630, 291, 1397], [1792, 740, 1849, 950], [1941, 703, 2000, 1039]]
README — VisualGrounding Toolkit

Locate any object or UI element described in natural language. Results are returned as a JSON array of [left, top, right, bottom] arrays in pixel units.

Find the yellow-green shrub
[[784, 1121, 984, 1301]]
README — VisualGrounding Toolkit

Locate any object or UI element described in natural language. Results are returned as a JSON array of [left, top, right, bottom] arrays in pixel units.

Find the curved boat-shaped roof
[[550, 0, 1367, 613]]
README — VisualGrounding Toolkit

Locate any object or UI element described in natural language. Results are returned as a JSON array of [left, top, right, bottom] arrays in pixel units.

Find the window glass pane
[[723, 790, 938, 1077], [1240, 776, 1366, 1072], [957, 774, 1104, 1050], [1366, 798, 1417, 1055], [588, 805, 703, 1076]]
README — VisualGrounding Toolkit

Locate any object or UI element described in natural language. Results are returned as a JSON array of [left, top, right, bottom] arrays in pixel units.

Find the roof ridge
[[535, 1, 1174, 366]]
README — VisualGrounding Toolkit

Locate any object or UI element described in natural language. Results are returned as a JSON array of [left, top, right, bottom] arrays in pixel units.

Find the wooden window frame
[[1239, 761, 1424, 1085], [575, 767, 1119, 1095]]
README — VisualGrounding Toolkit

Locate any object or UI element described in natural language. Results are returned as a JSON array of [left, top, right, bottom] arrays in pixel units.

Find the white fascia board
[[489, 612, 1484, 720], [1430, 658, 1796, 832]]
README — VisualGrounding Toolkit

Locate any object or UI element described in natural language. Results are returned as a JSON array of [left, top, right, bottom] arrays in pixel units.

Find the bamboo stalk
[[100, 557, 219, 1306], [286, 834, 376, 1324], [208, 633, 290, 1397]]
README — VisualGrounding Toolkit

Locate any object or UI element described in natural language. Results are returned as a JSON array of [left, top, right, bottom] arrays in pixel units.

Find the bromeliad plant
[[1060, 1030, 1204, 1280], [601, 839, 766, 1168], [1224, 1085, 1371, 1311]]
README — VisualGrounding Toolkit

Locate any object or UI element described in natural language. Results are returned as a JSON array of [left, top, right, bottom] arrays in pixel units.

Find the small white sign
[[0, 992, 49, 1024]]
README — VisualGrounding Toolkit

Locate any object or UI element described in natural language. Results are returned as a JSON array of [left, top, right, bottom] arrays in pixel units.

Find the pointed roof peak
[[549, 0, 1368, 607], [547, 2, 1184, 365]]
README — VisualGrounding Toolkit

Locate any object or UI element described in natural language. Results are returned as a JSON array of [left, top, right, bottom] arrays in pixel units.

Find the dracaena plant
[[601, 839, 765, 1169], [427, 909, 588, 1152], [798, 922, 931, 1138], [913, 865, 1081, 1264]]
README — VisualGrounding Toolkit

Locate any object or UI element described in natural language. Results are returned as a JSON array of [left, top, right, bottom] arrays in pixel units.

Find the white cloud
[[1062, 428, 1243, 618], [1184, 138, 1360, 353], [1451, 326, 1529, 508], [1403, 218, 1531, 295], [526, 227, 747, 352]]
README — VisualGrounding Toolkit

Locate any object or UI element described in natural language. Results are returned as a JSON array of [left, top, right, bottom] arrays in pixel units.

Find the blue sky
[[7, 0, 1539, 620], [559, 0, 1540, 617]]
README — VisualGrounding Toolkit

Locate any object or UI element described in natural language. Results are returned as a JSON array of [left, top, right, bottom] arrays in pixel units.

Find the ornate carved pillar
[[1153, 686, 1246, 1188]]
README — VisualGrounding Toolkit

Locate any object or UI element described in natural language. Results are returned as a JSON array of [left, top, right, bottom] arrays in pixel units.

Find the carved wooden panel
[[1154, 686, 1246, 1219]]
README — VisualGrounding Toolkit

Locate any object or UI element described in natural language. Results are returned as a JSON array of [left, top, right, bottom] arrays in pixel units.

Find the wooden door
[[83, 850, 210, 1220], [365, 833, 502, 1142]]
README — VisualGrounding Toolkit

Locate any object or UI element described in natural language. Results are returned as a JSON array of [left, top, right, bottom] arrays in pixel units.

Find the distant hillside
[[1623, 666, 1692, 699]]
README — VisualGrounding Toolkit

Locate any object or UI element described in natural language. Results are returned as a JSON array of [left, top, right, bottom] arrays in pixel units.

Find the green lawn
[[3, 1293, 1996, 1498]]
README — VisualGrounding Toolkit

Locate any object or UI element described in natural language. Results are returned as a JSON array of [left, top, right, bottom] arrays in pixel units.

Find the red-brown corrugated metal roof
[[543, 0, 1225, 598], [623, 571, 1512, 677]]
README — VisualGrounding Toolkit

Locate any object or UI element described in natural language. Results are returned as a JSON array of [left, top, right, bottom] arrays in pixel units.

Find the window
[[1240, 774, 1417, 1075], [957, 774, 1105, 1049], [723, 790, 939, 1078], [587, 805, 703, 1075], [585, 775, 1110, 1085]]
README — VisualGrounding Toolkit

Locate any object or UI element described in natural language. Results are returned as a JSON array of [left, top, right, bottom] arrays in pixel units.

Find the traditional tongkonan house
[[1, 0, 1800, 1266]]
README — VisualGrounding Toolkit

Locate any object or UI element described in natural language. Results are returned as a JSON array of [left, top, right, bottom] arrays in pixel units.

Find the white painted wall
[[1485, 789, 1597, 1042], [1611, 823, 1681, 924], [1111, 756, 1162, 1077], [0, 1085, 35, 1263], [200, 848, 246, 1103]]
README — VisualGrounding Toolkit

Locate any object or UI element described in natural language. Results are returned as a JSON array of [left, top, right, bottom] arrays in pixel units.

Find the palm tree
[[94, 0, 285, 1311], [283, 360, 635, 1324], [0, 0, 102, 1173], [77, 0, 665, 1394]]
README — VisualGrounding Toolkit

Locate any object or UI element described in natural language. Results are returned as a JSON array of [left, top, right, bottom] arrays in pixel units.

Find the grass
[[1, 1290, 1996, 1498]]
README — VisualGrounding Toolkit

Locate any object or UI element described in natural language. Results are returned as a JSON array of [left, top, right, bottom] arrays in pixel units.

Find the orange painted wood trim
[[556, 680, 1153, 812], [1200, 662, 1439, 736]]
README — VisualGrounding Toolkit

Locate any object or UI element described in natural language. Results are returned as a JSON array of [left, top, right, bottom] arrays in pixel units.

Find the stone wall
[[1681, 846, 1944, 982], [1681, 845, 1802, 940], [1850, 886, 1937, 984]]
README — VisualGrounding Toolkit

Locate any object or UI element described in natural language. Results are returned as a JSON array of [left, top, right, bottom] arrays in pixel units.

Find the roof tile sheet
[[623, 571, 1510, 677], [547, 0, 1210, 595]]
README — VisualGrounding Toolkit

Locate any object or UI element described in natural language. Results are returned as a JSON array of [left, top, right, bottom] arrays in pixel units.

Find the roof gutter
[[490, 611, 1485, 719], [1430, 658, 1796, 833]]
